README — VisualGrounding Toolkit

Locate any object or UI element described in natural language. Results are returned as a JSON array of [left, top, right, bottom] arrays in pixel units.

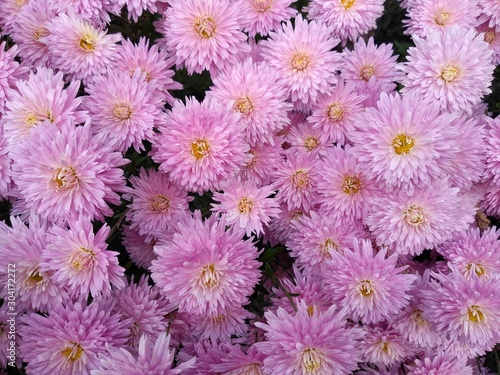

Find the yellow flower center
[[358, 280, 374, 297], [62, 343, 84, 361], [411, 309, 427, 326], [113, 104, 132, 120], [150, 195, 170, 213], [327, 102, 344, 121], [467, 305, 484, 322], [440, 65, 460, 83], [466, 263, 485, 277], [211, 314, 225, 322], [238, 197, 253, 214], [403, 205, 426, 226], [340, 0, 355, 9], [245, 150, 257, 169], [434, 11, 450, 26], [392, 134, 414, 155], [307, 305, 315, 317], [301, 348, 322, 373], [379, 341, 389, 352], [79, 34, 95, 52], [194, 16, 216, 38], [25, 112, 38, 128], [191, 139, 210, 160], [13, 0, 28, 9], [26, 268, 44, 287], [291, 52, 310, 71], [33, 28, 48, 41], [253, 0, 272, 13], [320, 238, 337, 258], [291, 170, 311, 189], [234, 96, 254, 116], [360, 65, 375, 81], [304, 136, 319, 151], [342, 176, 361, 195], [52, 166, 79, 190], [484, 30, 496, 44], [70, 247, 96, 272], [199, 264, 220, 290]]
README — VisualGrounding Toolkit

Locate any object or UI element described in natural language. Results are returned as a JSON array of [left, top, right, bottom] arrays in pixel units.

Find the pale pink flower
[[236, 0, 297, 37]]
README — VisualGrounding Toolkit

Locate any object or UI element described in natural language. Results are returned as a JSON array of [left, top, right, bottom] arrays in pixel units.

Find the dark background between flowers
[[1, 0, 500, 373]]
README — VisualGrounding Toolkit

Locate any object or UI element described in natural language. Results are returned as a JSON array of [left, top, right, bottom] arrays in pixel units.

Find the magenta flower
[[192, 305, 252, 342], [151, 211, 261, 316], [236, 0, 297, 37], [114, 37, 181, 105], [306, 0, 385, 45], [212, 178, 280, 237], [19, 299, 130, 375], [285, 122, 330, 159], [366, 179, 476, 256], [208, 58, 293, 146], [124, 168, 192, 240], [42, 13, 121, 83], [3, 67, 87, 147], [152, 97, 249, 194], [261, 14, 342, 111], [210, 344, 265, 374], [41, 219, 125, 298], [256, 303, 364, 375], [159, 0, 250, 74], [401, 25, 495, 114], [323, 239, 417, 324], [407, 352, 473, 375], [308, 78, 367, 145], [237, 139, 284, 187], [92, 333, 196, 375], [10, 121, 129, 223], [121, 225, 157, 270]]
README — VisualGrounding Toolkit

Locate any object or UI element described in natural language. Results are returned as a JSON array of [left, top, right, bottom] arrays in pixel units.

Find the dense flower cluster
[[0, 0, 500, 374]]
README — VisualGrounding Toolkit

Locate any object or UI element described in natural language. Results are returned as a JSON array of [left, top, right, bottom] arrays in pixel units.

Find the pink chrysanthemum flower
[[114, 37, 181, 105], [10, 121, 129, 222], [404, 0, 480, 37], [284, 122, 330, 159], [212, 178, 280, 237], [210, 344, 265, 374], [112, 275, 174, 349], [479, 0, 500, 29], [192, 305, 252, 342], [484, 116, 500, 187], [308, 78, 366, 144], [118, 0, 164, 22], [42, 13, 121, 83], [41, 219, 125, 298], [124, 168, 192, 240], [3, 67, 87, 146], [261, 14, 342, 111], [48, 0, 118, 25], [349, 92, 457, 193], [273, 153, 318, 211], [286, 210, 364, 276], [366, 179, 476, 256], [237, 138, 284, 187], [420, 271, 500, 355], [407, 352, 473, 375], [0, 0, 30, 36], [236, 0, 297, 37], [341, 37, 403, 87], [160, 0, 250, 74], [401, 25, 495, 115], [19, 299, 130, 375], [83, 69, 163, 152], [391, 272, 444, 349], [92, 333, 196, 375], [323, 239, 417, 324], [152, 97, 249, 194], [437, 227, 500, 280], [271, 266, 332, 316], [208, 58, 293, 146], [0, 42, 28, 113], [121, 225, 158, 270], [0, 216, 68, 312], [256, 303, 364, 375], [361, 325, 415, 367], [315, 146, 379, 224], [482, 183, 500, 217], [151, 211, 261, 316], [306, 0, 385, 45], [10, 0, 57, 68], [477, 21, 500, 65]]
